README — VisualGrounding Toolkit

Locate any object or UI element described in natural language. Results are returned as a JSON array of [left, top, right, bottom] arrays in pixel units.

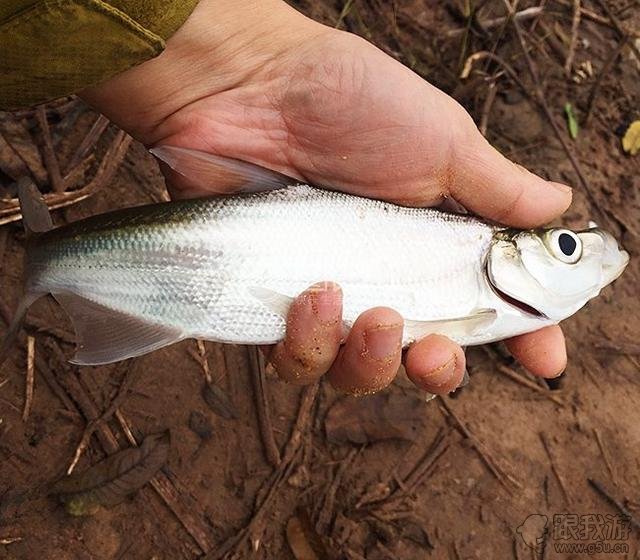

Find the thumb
[[447, 132, 572, 228]]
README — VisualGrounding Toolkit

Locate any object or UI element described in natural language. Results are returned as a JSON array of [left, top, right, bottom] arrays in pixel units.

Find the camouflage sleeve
[[0, 0, 199, 110]]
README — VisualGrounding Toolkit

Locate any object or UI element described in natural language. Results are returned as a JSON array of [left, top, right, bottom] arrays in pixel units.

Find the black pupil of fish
[[558, 233, 577, 256]]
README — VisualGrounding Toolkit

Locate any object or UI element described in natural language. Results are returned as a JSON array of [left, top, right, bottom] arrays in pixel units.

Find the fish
[[0, 146, 629, 366]]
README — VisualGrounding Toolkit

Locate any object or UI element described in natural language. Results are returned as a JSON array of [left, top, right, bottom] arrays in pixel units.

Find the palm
[[145, 29, 569, 384], [157, 33, 471, 207]]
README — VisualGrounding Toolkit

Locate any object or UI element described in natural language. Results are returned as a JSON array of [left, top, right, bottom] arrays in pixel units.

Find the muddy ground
[[0, 1, 639, 559]]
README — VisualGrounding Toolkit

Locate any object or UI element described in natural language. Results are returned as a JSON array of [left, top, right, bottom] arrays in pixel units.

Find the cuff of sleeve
[[0, 0, 198, 110]]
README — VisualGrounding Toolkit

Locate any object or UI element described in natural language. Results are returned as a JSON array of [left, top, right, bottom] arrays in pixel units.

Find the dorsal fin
[[17, 177, 53, 235], [150, 145, 301, 194]]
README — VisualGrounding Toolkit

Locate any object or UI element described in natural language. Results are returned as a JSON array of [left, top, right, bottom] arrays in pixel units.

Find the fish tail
[[0, 179, 52, 368]]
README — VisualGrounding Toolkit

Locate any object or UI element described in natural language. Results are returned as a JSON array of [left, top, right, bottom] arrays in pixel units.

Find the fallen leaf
[[402, 520, 434, 550], [202, 382, 238, 419], [564, 103, 579, 140], [51, 431, 170, 516], [188, 410, 213, 441], [325, 392, 428, 444], [622, 120, 640, 156], [286, 513, 328, 560]]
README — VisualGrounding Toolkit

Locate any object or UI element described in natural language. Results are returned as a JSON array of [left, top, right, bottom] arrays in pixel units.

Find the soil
[[0, 1, 639, 559]]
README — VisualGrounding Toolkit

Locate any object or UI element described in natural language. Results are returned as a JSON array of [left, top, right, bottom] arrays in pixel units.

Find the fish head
[[486, 225, 629, 321]]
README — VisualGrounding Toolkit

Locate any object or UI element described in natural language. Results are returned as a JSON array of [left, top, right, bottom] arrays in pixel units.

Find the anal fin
[[404, 309, 496, 343], [54, 293, 184, 365]]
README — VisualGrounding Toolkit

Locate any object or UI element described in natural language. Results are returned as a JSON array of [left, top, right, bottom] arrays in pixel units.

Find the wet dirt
[[1, 1, 639, 559]]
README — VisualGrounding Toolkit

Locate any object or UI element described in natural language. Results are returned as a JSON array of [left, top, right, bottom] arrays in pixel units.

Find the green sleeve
[[0, 0, 199, 110]]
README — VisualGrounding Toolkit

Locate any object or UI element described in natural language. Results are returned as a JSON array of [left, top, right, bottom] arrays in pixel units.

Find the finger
[[404, 334, 466, 395], [448, 131, 572, 228], [505, 325, 567, 378], [327, 307, 403, 395], [270, 282, 343, 385]]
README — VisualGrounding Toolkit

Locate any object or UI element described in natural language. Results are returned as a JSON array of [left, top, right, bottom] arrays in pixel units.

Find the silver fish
[[1, 147, 629, 365]]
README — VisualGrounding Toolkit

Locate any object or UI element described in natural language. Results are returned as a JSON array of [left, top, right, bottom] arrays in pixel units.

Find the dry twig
[[248, 345, 281, 467], [39, 340, 216, 555], [0, 537, 23, 545], [540, 433, 570, 503], [316, 447, 359, 533], [36, 106, 63, 193], [22, 336, 35, 421], [67, 362, 136, 474], [447, 6, 544, 37], [116, 410, 215, 556], [593, 340, 640, 355], [194, 340, 212, 384], [551, 0, 609, 25], [439, 397, 521, 491], [0, 130, 132, 227], [205, 384, 319, 560], [584, 36, 628, 124], [388, 429, 451, 503], [460, 51, 528, 93], [503, 1, 602, 216], [564, 0, 581, 74], [588, 478, 640, 531], [25, 315, 75, 344], [593, 428, 617, 485], [593, 0, 640, 65], [65, 114, 109, 173], [479, 80, 498, 136], [496, 364, 565, 405]]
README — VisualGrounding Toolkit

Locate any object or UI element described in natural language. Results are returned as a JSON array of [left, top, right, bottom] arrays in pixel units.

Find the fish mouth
[[488, 278, 545, 318], [603, 249, 630, 285]]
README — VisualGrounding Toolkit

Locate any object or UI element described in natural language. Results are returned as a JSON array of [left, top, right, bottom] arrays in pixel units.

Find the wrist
[[80, 0, 324, 143]]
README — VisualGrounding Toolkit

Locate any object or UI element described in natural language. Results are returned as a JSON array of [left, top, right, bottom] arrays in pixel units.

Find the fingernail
[[311, 288, 340, 323], [364, 324, 402, 360], [549, 181, 573, 194], [545, 373, 565, 390]]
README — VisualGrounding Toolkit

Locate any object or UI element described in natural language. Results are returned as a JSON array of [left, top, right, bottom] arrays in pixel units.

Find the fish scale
[[26, 185, 495, 346]]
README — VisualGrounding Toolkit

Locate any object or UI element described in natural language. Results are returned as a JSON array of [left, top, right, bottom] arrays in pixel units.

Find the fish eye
[[544, 229, 582, 264]]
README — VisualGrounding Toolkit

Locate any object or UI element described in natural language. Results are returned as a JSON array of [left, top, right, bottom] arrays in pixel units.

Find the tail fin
[[0, 179, 51, 368]]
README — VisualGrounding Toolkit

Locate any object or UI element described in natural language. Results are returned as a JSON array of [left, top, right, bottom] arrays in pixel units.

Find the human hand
[[82, 0, 571, 394]]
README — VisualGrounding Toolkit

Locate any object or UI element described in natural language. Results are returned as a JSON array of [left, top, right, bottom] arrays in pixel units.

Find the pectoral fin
[[403, 309, 496, 343], [150, 145, 301, 194], [54, 293, 184, 365], [247, 286, 294, 318]]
